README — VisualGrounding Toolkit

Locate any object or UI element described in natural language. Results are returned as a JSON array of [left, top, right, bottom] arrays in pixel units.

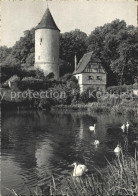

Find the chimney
[[74, 54, 77, 71]]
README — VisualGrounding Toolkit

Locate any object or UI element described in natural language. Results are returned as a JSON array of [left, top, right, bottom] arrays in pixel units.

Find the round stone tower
[[35, 8, 60, 79]]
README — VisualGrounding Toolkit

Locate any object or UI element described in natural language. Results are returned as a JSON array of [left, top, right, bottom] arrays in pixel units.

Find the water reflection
[[1, 110, 138, 195]]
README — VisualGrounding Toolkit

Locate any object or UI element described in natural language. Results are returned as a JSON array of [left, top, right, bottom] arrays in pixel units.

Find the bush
[[107, 84, 133, 93], [1, 64, 21, 82], [46, 72, 54, 80], [80, 87, 97, 103], [133, 82, 138, 90], [60, 73, 72, 83], [18, 77, 47, 91], [2, 75, 20, 89]]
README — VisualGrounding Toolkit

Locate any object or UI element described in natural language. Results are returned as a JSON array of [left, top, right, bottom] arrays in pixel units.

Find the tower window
[[40, 38, 42, 45], [38, 56, 40, 60]]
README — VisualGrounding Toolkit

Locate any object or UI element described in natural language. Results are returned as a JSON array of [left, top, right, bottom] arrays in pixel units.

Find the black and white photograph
[[0, 0, 138, 195]]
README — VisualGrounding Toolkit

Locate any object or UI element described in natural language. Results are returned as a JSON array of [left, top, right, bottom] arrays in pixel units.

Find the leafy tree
[[59, 59, 72, 76], [11, 28, 35, 66], [1, 28, 35, 67], [110, 29, 138, 85], [87, 19, 138, 85], [0, 46, 12, 63], [1, 20, 137, 87], [26, 53, 35, 66], [1, 64, 21, 83], [60, 29, 88, 73]]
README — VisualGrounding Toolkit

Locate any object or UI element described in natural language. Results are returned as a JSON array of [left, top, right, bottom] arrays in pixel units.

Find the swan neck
[[73, 164, 77, 176]]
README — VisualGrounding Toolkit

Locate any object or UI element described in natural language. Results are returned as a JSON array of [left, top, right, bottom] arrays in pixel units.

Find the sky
[[1, 0, 137, 47]]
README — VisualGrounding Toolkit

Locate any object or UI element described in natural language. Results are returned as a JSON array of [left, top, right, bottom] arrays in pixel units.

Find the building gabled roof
[[35, 8, 60, 31], [73, 52, 102, 75]]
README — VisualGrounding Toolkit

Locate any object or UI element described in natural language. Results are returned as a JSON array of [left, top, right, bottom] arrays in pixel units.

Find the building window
[[97, 87, 101, 91], [78, 76, 79, 81], [97, 76, 102, 80], [88, 76, 93, 80], [38, 56, 40, 60], [40, 38, 42, 45]]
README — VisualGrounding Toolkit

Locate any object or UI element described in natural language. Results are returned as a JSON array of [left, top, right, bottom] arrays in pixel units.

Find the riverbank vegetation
[[11, 150, 138, 196], [1, 74, 138, 115], [1, 19, 138, 112]]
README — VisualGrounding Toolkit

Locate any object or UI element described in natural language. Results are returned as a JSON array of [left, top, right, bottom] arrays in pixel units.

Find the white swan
[[126, 122, 130, 129], [89, 124, 96, 133], [94, 140, 100, 145], [114, 145, 121, 153], [121, 124, 125, 132], [71, 162, 88, 177], [8, 80, 11, 88]]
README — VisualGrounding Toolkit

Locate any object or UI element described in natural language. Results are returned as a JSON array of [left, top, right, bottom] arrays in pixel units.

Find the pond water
[[1, 110, 138, 195]]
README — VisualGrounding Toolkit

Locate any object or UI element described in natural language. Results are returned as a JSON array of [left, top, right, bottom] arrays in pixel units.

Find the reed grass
[[52, 99, 137, 115], [10, 150, 138, 196]]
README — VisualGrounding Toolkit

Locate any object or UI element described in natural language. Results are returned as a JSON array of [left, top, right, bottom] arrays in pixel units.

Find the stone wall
[[35, 28, 59, 79], [74, 72, 106, 93]]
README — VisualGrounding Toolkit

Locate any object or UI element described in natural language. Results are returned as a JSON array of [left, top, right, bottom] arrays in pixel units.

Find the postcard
[[1, 0, 138, 195]]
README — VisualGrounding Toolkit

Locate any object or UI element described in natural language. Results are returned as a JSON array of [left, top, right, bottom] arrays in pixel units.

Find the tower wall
[[35, 29, 59, 79]]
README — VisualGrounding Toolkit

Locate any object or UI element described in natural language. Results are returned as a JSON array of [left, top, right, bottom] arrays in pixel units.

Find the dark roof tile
[[35, 8, 60, 31], [73, 52, 101, 74]]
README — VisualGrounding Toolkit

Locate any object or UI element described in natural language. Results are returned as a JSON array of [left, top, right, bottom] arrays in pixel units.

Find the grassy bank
[[10, 151, 138, 196], [1, 84, 138, 115], [52, 100, 138, 115]]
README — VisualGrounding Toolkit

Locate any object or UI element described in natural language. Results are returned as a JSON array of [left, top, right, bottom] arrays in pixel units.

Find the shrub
[[2, 75, 20, 89], [107, 84, 133, 93], [18, 77, 47, 91], [60, 73, 72, 83], [1, 64, 21, 82], [46, 72, 54, 80], [133, 82, 138, 90], [80, 87, 97, 103]]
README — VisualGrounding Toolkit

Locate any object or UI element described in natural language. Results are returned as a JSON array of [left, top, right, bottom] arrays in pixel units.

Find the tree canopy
[[59, 29, 88, 74], [1, 19, 138, 86], [87, 19, 138, 85]]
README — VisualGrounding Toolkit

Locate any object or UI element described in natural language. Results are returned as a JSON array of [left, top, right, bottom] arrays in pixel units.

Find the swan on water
[[89, 124, 96, 132], [126, 122, 130, 129], [71, 162, 88, 177], [121, 124, 125, 132], [94, 140, 100, 145], [114, 144, 121, 153]]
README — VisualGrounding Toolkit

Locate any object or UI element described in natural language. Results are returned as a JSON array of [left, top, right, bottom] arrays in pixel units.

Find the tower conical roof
[[35, 8, 60, 31]]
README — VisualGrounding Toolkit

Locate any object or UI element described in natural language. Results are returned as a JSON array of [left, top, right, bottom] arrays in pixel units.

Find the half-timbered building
[[73, 52, 107, 92]]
